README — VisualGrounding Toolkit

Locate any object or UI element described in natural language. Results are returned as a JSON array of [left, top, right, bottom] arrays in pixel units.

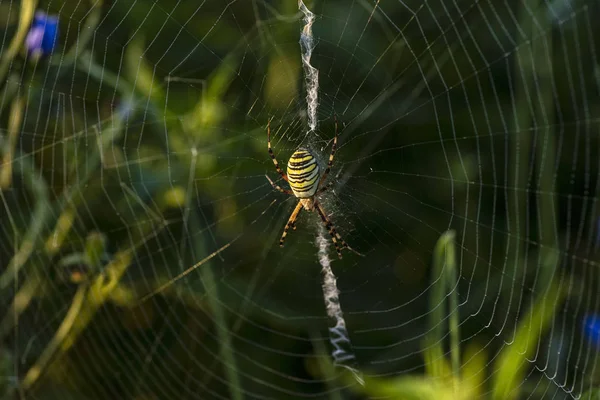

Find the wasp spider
[[266, 117, 357, 258]]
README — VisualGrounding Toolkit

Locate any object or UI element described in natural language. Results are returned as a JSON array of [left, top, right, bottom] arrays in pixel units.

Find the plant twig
[[1, 95, 25, 188]]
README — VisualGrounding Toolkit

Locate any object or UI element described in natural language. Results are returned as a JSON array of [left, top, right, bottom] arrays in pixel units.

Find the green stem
[[0, 0, 38, 87], [0, 73, 22, 115], [1, 95, 25, 188]]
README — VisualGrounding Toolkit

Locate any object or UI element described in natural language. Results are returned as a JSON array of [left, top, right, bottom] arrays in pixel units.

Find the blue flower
[[25, 11, 59, 59], [583, 313, 600, 346]]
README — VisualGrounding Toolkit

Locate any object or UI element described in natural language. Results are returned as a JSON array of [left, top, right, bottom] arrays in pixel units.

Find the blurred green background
[[1, 0, 600, 399]]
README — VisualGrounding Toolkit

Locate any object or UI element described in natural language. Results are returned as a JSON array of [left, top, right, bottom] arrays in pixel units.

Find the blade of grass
[[492, 281, 566, 400], [532, 0, 557, 296], [425, 230, 460, 382], [445, 232, 460, 383]]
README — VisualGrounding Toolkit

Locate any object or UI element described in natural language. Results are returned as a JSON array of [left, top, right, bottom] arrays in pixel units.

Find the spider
[[265, 116, 357, 258]]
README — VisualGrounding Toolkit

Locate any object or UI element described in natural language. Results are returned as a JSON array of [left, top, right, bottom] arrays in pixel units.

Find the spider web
[[1, 0, 599, 399]]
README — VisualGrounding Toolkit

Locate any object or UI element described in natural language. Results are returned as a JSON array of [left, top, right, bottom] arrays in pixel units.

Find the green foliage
[[582, 389, 600, 400]]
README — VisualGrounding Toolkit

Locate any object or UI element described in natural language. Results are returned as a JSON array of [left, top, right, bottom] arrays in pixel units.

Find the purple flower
[[25, 11, 59, 59], [583, 313, 600, 346]]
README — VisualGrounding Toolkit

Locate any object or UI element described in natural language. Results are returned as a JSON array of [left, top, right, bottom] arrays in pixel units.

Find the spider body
[[287, 148, 320, 200], [266, 117, 358, 258]]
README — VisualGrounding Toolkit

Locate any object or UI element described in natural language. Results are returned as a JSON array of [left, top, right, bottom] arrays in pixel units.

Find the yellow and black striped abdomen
[[287, 148, 320, 198]]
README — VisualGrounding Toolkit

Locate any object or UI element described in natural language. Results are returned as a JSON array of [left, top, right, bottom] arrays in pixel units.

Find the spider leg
[[315, 202, 347, 259], [279, 201, 303, 247], [290, 210, 300, 231], [317, 114, 339, 190], [317, 168, 344, 195], [317, 180, 335, 195], [267, 117, 288, 182], [315, 202, 363, 258], [266, 174, 293, 195]]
